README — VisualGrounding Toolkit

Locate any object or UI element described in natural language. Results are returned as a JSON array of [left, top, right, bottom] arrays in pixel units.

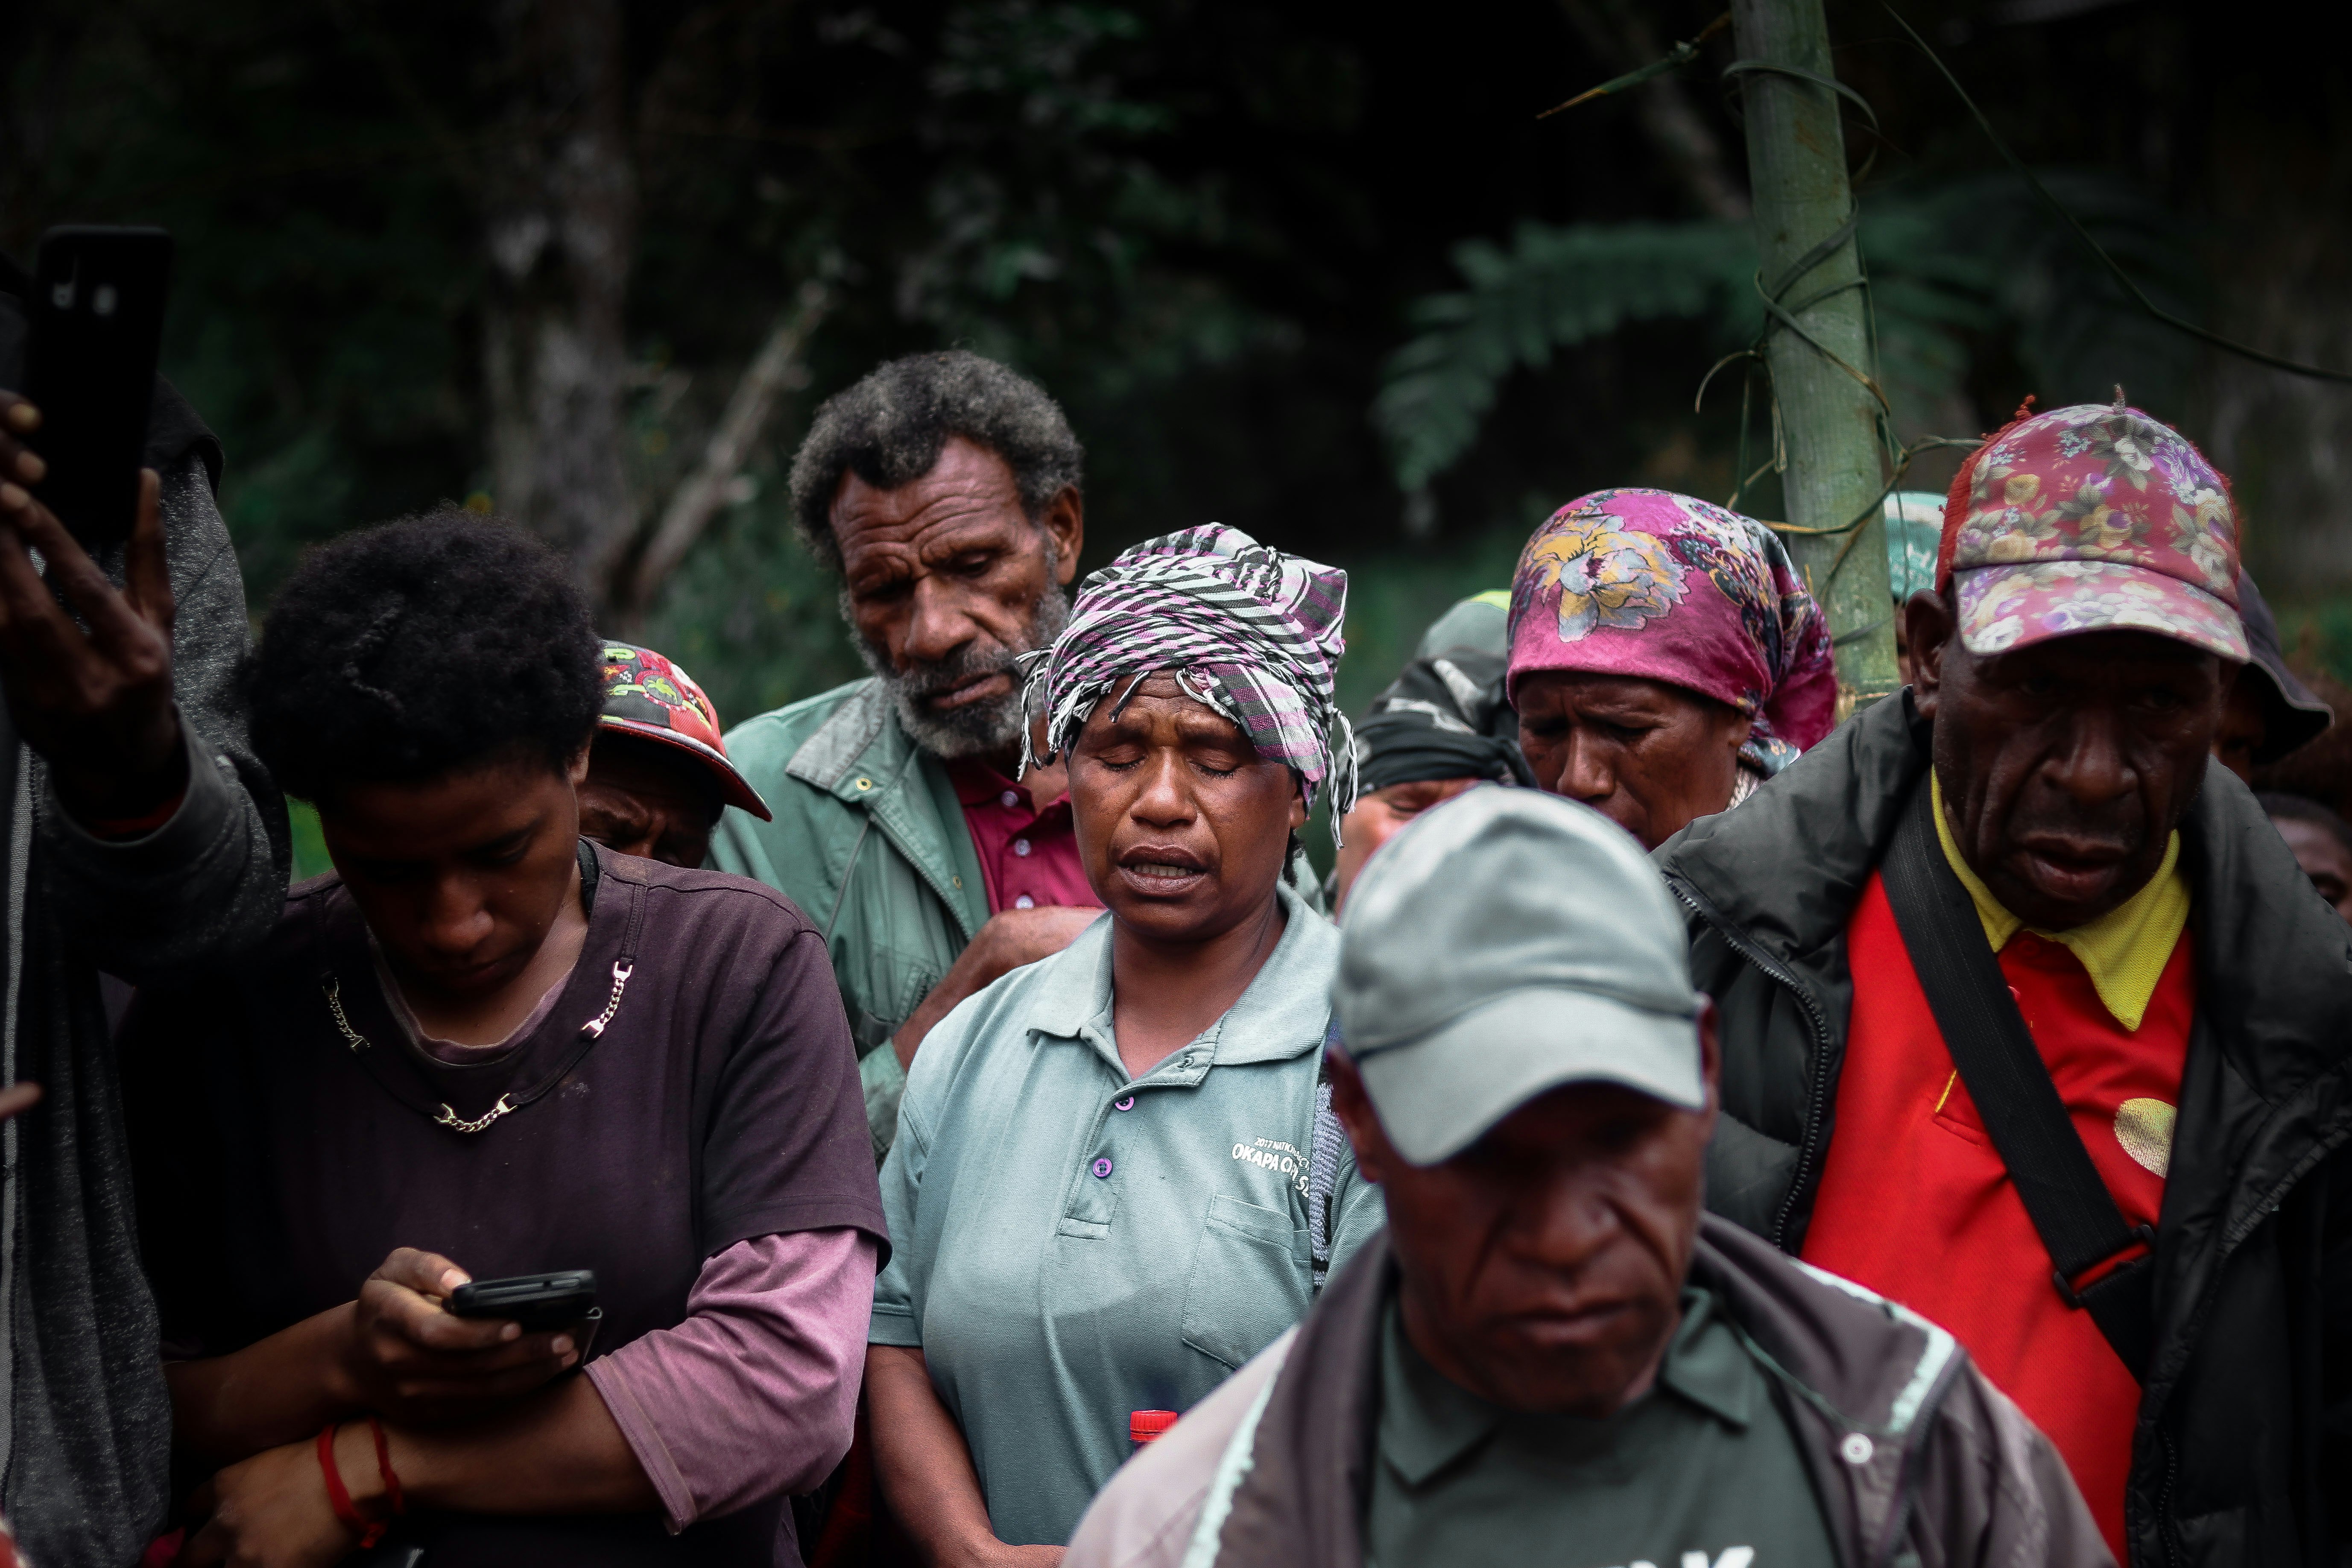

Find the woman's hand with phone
[[336, 1248, 580, 1424], [0, 390, 186, 832]]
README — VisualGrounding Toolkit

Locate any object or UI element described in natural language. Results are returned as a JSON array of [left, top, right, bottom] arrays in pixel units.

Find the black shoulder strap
[[576, 835, 603, 917], [1879, 778, 2159, 1380]]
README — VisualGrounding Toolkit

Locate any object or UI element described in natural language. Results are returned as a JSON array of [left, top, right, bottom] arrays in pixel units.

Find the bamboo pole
[[1729, 0, 1899, 704]]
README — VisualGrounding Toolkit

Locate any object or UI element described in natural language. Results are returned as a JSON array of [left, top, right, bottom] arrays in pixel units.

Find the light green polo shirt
[[1369, 1287, 1835, 1568], [871, 885, 1384, 1546]]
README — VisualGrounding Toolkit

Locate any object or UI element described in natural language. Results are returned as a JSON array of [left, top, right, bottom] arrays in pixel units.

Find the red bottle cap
[[1129, 1409, 1179, 1445]]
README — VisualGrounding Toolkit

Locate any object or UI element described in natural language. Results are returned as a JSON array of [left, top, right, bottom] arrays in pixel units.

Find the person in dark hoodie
[[1658, 398, 2352, 1566], [1067, 787, 2106, 1568], [1329, 593, 1529, 909], [0, 262, 288, 1567]]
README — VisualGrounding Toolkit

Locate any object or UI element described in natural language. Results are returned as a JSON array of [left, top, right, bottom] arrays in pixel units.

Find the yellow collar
[[1929, 772, 2189, 1032]]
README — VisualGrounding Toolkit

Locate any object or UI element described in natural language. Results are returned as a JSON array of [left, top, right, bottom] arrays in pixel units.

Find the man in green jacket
[[712, 352, 1104, 1159]]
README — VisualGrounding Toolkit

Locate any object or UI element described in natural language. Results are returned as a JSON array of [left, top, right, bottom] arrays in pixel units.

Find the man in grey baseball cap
[[1068, 787, 2106, 1568], [1333, 778, 1705, 1161]]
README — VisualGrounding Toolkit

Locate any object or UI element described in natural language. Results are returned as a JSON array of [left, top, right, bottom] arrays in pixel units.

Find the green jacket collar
[[784, 678, 907, 802], [784, 679, 989, 940]]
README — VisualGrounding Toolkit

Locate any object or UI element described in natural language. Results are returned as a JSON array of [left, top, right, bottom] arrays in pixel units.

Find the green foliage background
[[10, 0, 2352, 892]]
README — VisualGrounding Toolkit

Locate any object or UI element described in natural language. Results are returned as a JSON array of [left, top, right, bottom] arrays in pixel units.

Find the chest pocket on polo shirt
[[1179, 1194, 1310, 1371]]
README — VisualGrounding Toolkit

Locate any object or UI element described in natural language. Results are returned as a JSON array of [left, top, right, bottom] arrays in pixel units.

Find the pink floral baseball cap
[[596, 641, 772, 819], [1937, 400, 2247, 662]]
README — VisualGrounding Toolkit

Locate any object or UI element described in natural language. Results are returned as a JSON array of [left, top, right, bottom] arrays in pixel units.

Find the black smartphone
[[21, 226, 173, 550], [446, 1270, 599, 1333]]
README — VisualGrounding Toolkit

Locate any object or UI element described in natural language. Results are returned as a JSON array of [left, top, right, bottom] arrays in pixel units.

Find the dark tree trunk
[[481, 0, 637, 592]]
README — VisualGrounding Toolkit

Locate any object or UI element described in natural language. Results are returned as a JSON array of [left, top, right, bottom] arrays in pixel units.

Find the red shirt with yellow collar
[[1802, 778, 2191, 1563]]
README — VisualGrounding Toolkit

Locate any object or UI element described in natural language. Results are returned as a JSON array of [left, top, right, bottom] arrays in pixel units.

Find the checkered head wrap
[[1018, 524, 1357, 826]]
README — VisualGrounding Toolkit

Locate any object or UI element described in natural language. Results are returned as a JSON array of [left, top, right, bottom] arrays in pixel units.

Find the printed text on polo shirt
[[1235, 1135, 1309, 1195]]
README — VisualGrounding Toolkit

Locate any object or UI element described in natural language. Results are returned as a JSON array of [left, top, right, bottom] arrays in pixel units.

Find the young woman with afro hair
[[118, 508, 885, 1566]]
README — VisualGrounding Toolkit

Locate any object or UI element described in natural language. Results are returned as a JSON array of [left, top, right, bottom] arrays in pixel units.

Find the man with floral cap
[[1658, 399, 2352, 1567], [579, 641, 772, 869]]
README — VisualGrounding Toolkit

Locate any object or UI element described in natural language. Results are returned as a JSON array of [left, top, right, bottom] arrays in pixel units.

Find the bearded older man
[[1659, 400, 2352, 1566], [713, 352, 1108, 1160]]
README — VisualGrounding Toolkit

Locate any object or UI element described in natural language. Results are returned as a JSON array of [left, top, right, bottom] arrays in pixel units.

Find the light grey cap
[[1334, 786, 1703, 1165], [1413, 591, 1511, 661]]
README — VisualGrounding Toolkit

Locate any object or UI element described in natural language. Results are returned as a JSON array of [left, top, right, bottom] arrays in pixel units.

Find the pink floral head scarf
[[1507, 488, 1838, 775]]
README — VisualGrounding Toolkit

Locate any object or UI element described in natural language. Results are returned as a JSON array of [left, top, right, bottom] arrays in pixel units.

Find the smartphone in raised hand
[[22, 226, 172, 550]]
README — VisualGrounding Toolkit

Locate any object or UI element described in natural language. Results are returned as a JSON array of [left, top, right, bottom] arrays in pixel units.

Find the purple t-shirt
[[123, 844, 885, 1566]]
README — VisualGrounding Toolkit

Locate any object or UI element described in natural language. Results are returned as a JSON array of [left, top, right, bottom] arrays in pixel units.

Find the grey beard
[[853, 577, 1071, 761]]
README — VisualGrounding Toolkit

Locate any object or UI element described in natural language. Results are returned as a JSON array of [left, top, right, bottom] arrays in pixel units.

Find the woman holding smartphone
[[121, 512, 883, 1566]]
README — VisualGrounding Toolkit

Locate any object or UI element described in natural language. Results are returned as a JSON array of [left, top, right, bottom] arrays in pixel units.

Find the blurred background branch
[[619, 275, 832, 622], [1551, 0, 1749, 220]]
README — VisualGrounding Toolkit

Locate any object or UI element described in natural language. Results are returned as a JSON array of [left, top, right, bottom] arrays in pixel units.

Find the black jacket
[[1658, 690, 2352, 1567]]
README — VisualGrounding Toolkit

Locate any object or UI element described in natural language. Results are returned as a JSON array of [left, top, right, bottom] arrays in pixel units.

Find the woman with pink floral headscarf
[[1507, 487, 1837, 848]]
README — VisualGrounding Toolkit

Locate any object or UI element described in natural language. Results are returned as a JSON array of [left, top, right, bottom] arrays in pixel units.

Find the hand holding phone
[[0, 422, 184, 826], [0, 226, 185, 827], [340, 1248, 583, 1425]]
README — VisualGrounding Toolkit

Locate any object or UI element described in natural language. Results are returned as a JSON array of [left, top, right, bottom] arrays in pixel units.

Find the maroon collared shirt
[[945, 761, 1103, 914]]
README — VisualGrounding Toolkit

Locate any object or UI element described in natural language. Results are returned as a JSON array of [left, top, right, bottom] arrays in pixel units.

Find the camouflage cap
[[596, 641, 772, 820]]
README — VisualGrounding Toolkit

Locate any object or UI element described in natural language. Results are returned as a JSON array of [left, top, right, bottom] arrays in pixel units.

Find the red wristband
[[369, 1416, 407, 1519], [315, 1424, 386, 1548]]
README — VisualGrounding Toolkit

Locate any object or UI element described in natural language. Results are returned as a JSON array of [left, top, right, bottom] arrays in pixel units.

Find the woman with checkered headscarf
[[866, 526, 1384, 1555], [1018, 523, 1358, 827]]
